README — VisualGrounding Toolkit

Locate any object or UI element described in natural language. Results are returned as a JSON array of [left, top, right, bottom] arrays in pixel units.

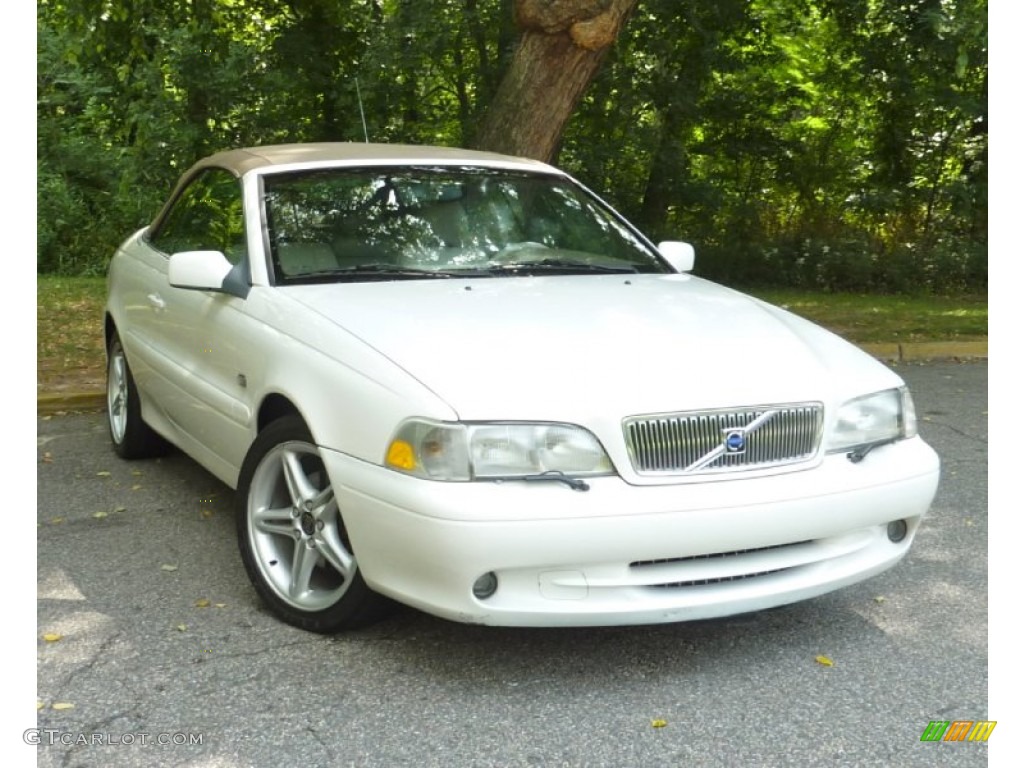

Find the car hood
[[284, 275, 901, 421]]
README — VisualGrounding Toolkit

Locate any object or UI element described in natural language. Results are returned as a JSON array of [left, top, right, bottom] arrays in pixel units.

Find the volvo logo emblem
[[724, 430, 746, 453], [680, 409, 780, 472]]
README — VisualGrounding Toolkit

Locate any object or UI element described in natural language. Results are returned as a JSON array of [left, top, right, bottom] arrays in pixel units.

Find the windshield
[[262, 166, 670, 283]]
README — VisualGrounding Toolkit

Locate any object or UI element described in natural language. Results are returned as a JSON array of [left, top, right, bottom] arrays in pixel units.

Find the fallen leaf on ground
[[96, 471, 111, 477], [37, 700, 45, 710], [651, 719, 668, 728], [815, 655, 834, 667], [52, 702, 75, 711], [42, 633, 63, 643], [873, 596, 886, 604], [42, 452, 53, 464], [161, 564, 178, 572], [176, 624, 188, 632], [92, 511, 108, 519], [195, 598, 211, 608]]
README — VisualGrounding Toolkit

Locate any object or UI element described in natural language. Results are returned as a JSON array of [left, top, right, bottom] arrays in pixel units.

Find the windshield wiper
[[285, 264, 484, 283], [491, 258, 638, 275]]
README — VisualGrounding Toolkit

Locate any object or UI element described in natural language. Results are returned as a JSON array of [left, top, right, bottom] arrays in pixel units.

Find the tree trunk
[[638, 101, 687, 239], [471, 0, 638, 163]]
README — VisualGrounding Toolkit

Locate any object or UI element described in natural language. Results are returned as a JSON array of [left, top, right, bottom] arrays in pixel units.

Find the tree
[[37, 0, 987, 291], [472, 0, 638, 162]]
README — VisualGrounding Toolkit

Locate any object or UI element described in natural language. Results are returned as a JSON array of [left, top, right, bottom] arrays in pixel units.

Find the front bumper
[[325, 437, 940, 627]]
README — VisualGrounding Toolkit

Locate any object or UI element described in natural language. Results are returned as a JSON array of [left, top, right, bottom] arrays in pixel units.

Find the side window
[[151, 169, 246, 264]]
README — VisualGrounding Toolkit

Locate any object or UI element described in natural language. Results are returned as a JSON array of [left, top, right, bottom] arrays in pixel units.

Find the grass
[[37, 276, 988, 396], [37, 276, 108, 395], [747, 289, 989, 344]]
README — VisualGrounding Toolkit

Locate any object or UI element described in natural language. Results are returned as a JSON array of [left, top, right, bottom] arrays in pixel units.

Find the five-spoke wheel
[[236, 416, 387, 632], [106, 332, 167, 458]]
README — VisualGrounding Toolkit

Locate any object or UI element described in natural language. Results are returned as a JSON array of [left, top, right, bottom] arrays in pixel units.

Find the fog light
[[887, 519, 908, 543], [472, 571, 498, 600]]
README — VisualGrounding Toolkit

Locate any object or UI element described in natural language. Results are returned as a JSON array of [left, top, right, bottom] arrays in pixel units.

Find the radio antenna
[[355, 78, 369, 143]]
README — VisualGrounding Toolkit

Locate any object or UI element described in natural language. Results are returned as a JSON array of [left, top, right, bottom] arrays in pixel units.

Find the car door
[[141, 167, 258, 475]]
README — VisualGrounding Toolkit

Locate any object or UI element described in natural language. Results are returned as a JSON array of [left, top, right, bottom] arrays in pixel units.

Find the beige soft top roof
[[152, 142, 562, 230], [192, 142, 555, 177]]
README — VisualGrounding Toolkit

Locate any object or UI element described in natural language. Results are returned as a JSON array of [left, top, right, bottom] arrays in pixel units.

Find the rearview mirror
[[657, 241, 695, 273], [168, 250, 234, 291]]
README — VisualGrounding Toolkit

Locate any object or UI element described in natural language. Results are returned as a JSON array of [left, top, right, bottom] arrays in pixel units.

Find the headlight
[[385, 420, 614, 481], [825, 386, 918, 453]]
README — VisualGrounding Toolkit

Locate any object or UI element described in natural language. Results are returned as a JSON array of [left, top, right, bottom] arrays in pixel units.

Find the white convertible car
[[105, 143, 940, 632]]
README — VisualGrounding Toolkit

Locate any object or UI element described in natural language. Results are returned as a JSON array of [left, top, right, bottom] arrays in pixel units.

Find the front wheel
[[106, 333, 168, 459], [236, 416, 388, 632]]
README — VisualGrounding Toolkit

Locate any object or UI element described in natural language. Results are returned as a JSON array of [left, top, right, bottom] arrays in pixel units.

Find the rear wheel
[[106, 333, 168, 459], [236, 416, 388, 632]]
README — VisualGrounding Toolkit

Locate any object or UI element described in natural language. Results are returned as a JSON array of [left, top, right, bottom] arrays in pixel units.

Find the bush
[[692, 231, 986, 295]]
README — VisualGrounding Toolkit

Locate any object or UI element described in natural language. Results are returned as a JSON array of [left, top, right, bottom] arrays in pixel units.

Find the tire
[[236, 415, 389, 633], [106, 333, 168, 459]]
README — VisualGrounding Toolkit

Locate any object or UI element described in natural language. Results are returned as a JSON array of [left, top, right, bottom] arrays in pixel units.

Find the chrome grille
[[624, 402, 823, 475]]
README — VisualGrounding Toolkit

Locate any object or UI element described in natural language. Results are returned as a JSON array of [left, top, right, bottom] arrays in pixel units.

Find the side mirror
[[168, 250, 233, 291], [657, 241, 695, 273]]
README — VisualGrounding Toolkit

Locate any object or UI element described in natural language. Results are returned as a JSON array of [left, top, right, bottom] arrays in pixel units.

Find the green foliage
[[746, 288, 987, 342], [37, 0, 986, 294]]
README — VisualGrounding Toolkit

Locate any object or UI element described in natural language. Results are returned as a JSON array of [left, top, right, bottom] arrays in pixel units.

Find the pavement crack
[[59, 631, 124, 691], [305, 724, 337, 765], [189, 636, 324, 665], [922, 418, 986, 444]]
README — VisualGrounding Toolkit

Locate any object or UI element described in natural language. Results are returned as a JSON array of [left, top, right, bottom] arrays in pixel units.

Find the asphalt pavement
[[31, 361, 991, 767]]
